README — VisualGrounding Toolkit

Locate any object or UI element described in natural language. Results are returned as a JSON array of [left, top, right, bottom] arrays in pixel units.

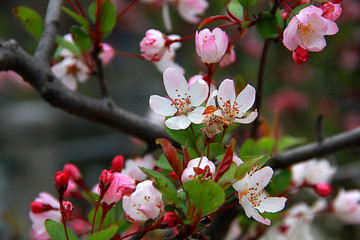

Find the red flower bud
[[62, 200, 73, 220], [111, 155, 124, 172], [315, 183, 333, 197], [99, 169, 114, 194], [30, 201, 54, 213], [293, 46, 309, 64], [63, 163, 82, 181], [329, 0, 342, 3], [162, 211, 179, 228], [55, 171, 69, 189]]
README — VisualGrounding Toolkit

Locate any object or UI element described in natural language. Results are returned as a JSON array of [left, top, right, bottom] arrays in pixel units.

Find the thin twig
[[91, 47, 110, 99]]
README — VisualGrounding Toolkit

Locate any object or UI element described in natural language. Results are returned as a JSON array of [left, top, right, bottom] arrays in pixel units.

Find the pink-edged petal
[[138, 203, 160, 219], [165, 115, 191, 130], [122, 197, 147, 222], [218, 79, 236, 108], [235, 84, 256, 114], [256, 197, 287, 213], [249, 166, 273, 191], [149, 95, 177, 116], [325, 19, 339, 35], [202, 38, 219, 63], [235, 110, 258, 124], [188, 79, 209, 106], [251, 211, 271, 225], [300, 5, 323, 16], [213, 28, 228, 56], [283, 17, 300, 51], [188, 106, 206, 124], [163, 67, 189, 99], [302, 34, 326, 52]]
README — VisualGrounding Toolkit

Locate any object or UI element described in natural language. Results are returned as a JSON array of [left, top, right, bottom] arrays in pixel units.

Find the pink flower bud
[[181, 157, 216, 182], [315, 183, 333, 197], [111, 155, 125, 172], [140, 29, 167, 61], [62, 201, 73, 220], [292, 46, 309, 64], [195, 28, 228, 64], [219, 46, 236, 68], [320, 2, 342, 21], [100, 173, 135, 205], [99, 169, 114, 187], [162, 211, 179, 228], [63, 163, 82, 181], [55, 171, 69, 189], [99, 43, 115, 65]]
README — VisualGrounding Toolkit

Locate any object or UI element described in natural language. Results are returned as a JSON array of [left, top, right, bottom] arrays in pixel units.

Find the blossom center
[[66, 63, 81, 77], [298, 22, 315, 44], [171, 93, 192, 115]]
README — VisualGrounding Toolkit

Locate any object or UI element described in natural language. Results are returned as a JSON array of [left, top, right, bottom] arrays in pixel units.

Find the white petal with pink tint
[[149, 95, 177, 116]]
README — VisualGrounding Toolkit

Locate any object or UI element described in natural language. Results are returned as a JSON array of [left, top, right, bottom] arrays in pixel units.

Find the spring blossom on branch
[[195, 28, 228, 64], [181, 157, 216, 182]]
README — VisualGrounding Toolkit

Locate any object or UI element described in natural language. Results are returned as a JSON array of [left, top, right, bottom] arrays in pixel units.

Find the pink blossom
[[99, 43, 115, 65], [149, 67, 208, 130], [100, 173, 135, 205], [181, 157, 216, 182], [195, 28, 229, 64], [214, 80, 257, 126], [177, 0, 209, 24], [219, 46, 236, 68], [333, 189, 360, 224], [29, 192, 62, 240], [283, 5, 339, 52], [320, 2, 342, 21], [232, 165, 287, 225], [291, 158, 336, 187], [140, 29, 167, 61], [122, 180, 164, 222], [51, 57, 89, 91], [121, 154, 155, 181]]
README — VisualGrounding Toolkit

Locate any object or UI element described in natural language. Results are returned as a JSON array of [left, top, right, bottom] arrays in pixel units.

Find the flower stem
[[116, 0, 140, 20]]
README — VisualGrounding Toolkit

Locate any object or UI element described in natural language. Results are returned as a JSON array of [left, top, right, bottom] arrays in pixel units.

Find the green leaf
[[277, 135, 306, 152], [165, 124, 203, 150], [208, 143, 226, 160], [238, 0, 259, 10], [45, 220, 78, 240], [55, 35, 81, 58], [239, 139, 263, 157], [228, 0, 244, 20], [13, 6, 43, 41], [234, 154, 270, 180], [70, 26, 92, 52], [218, 162, 238, 183], [62, 7, 89, 30], [258, 137, 275, 153], [183, 179, 225, 217], [88, 2, 96, 24], [155, 154, 173, 171], [140, 167, 177, 193], [88, 207, 114, 230], [267, 169, 291, 194], [256, 13, 279, 39], [100, 1, 116, 33], [87, 225, 118, 240]]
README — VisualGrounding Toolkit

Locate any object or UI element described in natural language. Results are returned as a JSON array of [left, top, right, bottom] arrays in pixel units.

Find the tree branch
[[270, 127, 360, 169]]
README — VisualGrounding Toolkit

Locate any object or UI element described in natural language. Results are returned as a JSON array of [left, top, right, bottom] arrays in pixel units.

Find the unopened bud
[[315, 183, 333, 197], [162, 211, 179, 228], [293, 46, 309, 64], [30, 201, 54, 213], [63, 163, 82, 181], [329, 0, 342, 4], [111, 155, 124, 172], [62, 200, 73, 220], [99, 169, 114, 194], [55, 171, 69, 189]]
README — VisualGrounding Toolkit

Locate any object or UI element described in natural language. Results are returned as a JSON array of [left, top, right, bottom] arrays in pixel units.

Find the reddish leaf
[[156, 138, 183, 181], [183, 144, 190, 169], [199, 15, 233, 29], [214, 139, 236, 182]]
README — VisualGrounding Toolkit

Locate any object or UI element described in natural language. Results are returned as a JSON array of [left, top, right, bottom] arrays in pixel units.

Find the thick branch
[[270, 127, 360, 169], [0, 40, 169, 147]]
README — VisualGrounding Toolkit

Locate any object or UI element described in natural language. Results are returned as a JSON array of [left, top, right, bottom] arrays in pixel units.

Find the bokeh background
[[0, 0, 359, 239]]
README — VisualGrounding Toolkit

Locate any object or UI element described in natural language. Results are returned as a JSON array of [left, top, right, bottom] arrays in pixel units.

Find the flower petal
[[163, 67, 189, 100], [235, 84, 256, 114], [188, 107, 206, 124], [165, 115, 191, 130], [188, 79, 209, 106], [218, 79, 236, 109], [249, 166, 273, 191], [149, 95, 177, 116], [235, 110, 258, 124], [256, 197, 287, 213]]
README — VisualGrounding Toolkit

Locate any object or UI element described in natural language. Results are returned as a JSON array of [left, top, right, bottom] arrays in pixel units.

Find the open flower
[[283, 5, 339, 52], [232, 165, 287, 225], [140, 29, 167, 61], [213, 80, 257, 126], [122, 180, 164, 222], [121, 154, 155, 181], [100, 173, 136, 205], [333, 189, 360, 224], [149, 67, 208, 130], [195, 28, 228, 64], [29, 192, 62, 240], [181, 157, 216, 182]]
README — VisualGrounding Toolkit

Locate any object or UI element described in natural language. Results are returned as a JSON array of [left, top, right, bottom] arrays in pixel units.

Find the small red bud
[[99, 169, 114, 194], [63, 163, 82, 181], [329, 0, 342, 3], [111, 155, 124, 172], [162, 211, 179, 228], [62, 200, 73, 220], [315, 183, 333, 197], [55, 171, 70, 189], [30, 201, 54, 213], [293, 46, 309, 64]]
